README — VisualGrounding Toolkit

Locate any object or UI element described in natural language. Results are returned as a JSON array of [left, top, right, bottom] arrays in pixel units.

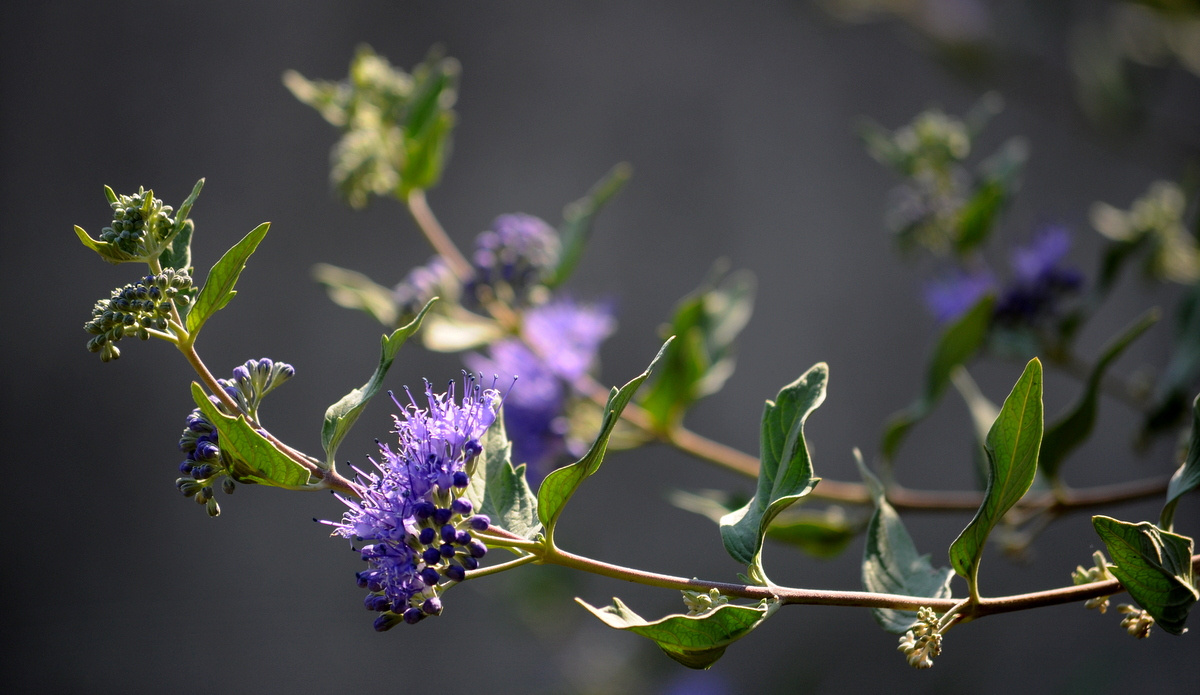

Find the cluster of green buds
[[98, 186, 178, 257], [897, 607, 943, 669], [682, 588, 730, 616], [84, 269, 193, 361], [1071, 550, 1116, 613], [1117, 604, 1156, 639]]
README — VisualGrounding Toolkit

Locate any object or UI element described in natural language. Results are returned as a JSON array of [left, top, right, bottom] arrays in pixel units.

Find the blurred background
[[3, 1, 1199, 693]]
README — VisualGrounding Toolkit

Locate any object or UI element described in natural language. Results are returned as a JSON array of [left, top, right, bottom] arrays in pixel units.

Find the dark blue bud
[[422, 547, 441, 565], [444, 564, 466, 581], [232, 366, 250, 382], [451, 498, 473, 515], [418, 527, 437, 546], [420, 568, 440, 586], [467, 540, 488, 558], [192, 464, 216, 480], [375, 612, 404, 631], [402, 608, 425, 625], [433, 507, 453, 525], [364, 594, 390, 612], [462, 556, 479, 571], [462, 440, 482, 459], [455, 530, 472, 545], [439, 544, 456, 559], [469, 515, 491, 531], [440, 525, 457, 544], [422, 597, 443, 616], [178, 461, 194, 474], [355, 571, 370, 589], [414, 501, 436, 520]]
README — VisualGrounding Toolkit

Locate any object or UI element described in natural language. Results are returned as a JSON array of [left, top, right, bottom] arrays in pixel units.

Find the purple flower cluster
[[466, 297, 615, 480], [392, 256, 456, 323], [923, 226, 1082, 326], [466, 213, 561, 304], [327, 376, 499, 629]]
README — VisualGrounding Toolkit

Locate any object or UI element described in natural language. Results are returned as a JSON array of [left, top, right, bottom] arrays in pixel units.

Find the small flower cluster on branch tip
[[84, 269, 192, 361], [325, 376, 498, 628], [897, 608, 944, 669]]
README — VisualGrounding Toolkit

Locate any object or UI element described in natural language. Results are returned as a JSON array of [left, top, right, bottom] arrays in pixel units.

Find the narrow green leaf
[[640, 265, 756, 429], [949, 358, 1043, 598], [546, 163, 633, 288], [1142, 282, 1200, 444], [882, 295, 994, 460], [1093, 516, 1198, 635], [720, 363, 827, 575], [536, 339, 670, 536], [159, 178, 205, 273], [1163, 394, 1200, 530], [1041, 310, 1158, 481], [857, 451, 955, 634], [466, 416, 541, 540], [75, 224, 139, 265], [190, 382, 310, 488], [186, 222, 270, 338], [577, 597, 777, 670], [321, 300, 434, 466]]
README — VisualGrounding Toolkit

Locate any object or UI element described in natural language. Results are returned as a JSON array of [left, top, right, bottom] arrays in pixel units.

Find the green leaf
[[577, 597, 778, 670], [546, 163, 633, 288], [639, 264, 756, 429], [159, 178, 205, 274], [190, 382, 311, 488], [949, 358, 1043, 599], [397, 52, 459, 196], [882, 295, 994, 460], [1093, 516, 1198, 635], [857, 451, 955, 634], [1163, 394, 1200, 530], [320, 301, 434, 466], [1041, 310, 1158, 482], [536, 339, 670, 536], [955, 137, 1025, 254], [75, 224, 140, 265], [185, 222, 270, 339], [312, 262, 399, 327], [720, 363, 827, 577], [467, 415, 542, 540], [1142, 281, 1200, 444]]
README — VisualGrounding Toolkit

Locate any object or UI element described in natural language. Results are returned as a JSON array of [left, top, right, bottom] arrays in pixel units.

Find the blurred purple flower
[[994, 226, 1082, 324], [467, 213, 561, 303], [923, 267, 995, 323], [466, 297, 615, 481]]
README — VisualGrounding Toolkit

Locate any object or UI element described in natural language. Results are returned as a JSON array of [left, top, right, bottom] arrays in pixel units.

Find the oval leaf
[[949, 358, 1043, 599], [858, 452, 955, 634], [1163, 394, 1200, 530], [577, 597, 777, 670], [466, 415, 541, 540], [720, 363, 827, 575], [191, 382, 310, 488], [1093, 515, 1198, 635]]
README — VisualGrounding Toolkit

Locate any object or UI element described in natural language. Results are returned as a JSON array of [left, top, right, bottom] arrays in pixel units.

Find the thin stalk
[[405, 189, 472, 282]]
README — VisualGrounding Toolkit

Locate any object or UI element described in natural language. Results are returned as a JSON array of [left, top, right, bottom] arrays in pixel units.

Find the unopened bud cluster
[[1071, 551, 1115, 613], [1118, 604, 1155, 638], [99, 187, 177, 257], [682, 588, 729, 616], [175, 358, 296, 516], [392, 256, 458, 324], [84, 269, 192, 361], [897, 607, 943, 669]]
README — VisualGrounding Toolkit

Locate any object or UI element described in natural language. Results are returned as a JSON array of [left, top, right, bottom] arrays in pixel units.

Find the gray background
[[3, 1, 1198, 693]]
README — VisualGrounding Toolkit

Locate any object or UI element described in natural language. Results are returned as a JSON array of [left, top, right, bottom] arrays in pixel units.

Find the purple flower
[[393, 256, 457, 323], [327, 376, 499, 628], [466, 213, 561, 304], [994, 226, 1082, 324], [923, 267, 995, 323], [466, 298, 615, 480]]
